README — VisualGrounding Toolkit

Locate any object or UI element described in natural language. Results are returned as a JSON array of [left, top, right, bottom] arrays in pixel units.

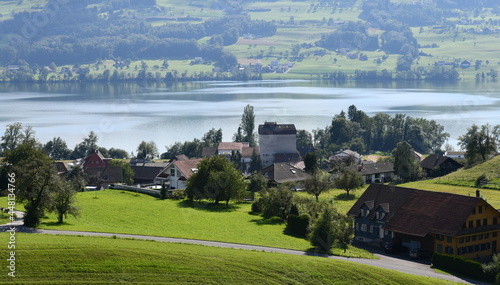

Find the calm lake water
[[1, 80, 499, 154]]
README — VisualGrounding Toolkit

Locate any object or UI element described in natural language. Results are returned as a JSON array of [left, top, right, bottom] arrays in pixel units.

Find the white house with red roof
[[160, 158, 203, 189]]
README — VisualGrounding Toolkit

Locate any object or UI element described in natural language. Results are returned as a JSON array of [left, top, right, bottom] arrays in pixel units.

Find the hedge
[[432, 253, 491, 282]]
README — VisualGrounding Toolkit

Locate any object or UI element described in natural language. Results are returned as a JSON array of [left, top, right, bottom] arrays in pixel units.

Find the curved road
[[1, 212, 482, 284]]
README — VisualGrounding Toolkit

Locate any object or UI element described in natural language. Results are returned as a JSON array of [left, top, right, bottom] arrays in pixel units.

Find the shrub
[[285, 214, 310, 237], [251, 198, 263, 213], [432, 253, 490, 282], [170, 189, 186, 200], [475, 174, 488, 187]]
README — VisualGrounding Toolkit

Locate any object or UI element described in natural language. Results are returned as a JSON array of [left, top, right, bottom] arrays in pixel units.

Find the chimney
[[476, 190, 481, 198]]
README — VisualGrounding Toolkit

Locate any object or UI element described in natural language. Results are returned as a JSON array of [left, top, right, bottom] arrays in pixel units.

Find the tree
[[248, 172, 267, 200], [248, 149, 262, 173], [66, 165, 87, 192], [43, 137, 71, 160], [308, 204, 339, 252], [3, 141, 58, 226], [240, 104, 256, 146], [304, 169, 332, 201], [107, 160, 134, 185], [458, 124, 498, 165], [108, 148, 129, 159], [483, 253, 500, 284], [202, 128, 223, 147], [303, 152, 318, 174], [230, 150, 242, 172], [136, 141, 159, 160], [71, 131, 99, 159], [50, 178, 79, 224], [392, 141, 423, 182], [186, 156, 246, 206], [1, 122, 36, 155], [160, 180, 168, 200], [333, 169, 364, 196], [258, 183, 295, 219], [296, 130, 313, 149]]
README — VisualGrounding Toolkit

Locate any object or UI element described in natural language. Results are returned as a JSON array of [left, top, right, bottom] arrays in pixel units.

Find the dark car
[[384, 243, 408, 254], [409, 248, 433, 259]]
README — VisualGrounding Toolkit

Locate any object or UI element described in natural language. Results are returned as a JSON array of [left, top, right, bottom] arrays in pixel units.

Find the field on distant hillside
[[0, 233, 459, 285]]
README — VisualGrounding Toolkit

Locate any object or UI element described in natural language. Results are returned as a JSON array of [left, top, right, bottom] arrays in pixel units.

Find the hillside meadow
[[0, 234, 460, 285]]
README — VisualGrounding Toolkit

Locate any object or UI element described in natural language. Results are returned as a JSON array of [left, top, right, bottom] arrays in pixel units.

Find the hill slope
[[433, 155, 500, 189]]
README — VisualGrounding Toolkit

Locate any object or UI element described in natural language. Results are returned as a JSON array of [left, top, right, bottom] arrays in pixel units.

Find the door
[[379, 227, 385, 239]]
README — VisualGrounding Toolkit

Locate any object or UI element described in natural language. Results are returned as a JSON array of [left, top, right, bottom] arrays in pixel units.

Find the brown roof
[[419, 154, 461, 170], [258, 122, 296, 135], [53, 162, 68, 173], [173, 159, 203, 179], [262, 163, 310, 184], [201, 147, 217, 157], [241, 147, 258, 158], [349, 184, 487, 238], [85, 166, 123, 184], [218, 142, 245, 150], [131, 165, 166, 181]]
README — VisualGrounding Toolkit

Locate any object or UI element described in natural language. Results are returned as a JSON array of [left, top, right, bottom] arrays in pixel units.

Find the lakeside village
[[44, 120, 500, 264], [1, 108, 500, 282]]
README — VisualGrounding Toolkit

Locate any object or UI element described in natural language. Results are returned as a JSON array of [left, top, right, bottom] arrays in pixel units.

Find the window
[[466, 236, 471, 242], [437, 244, 443, 253], [170, 169, 176, 176], [447, 236, 452, 243], [468, 221, 473, 228], [445, 246, 453, 254], [355, 223, 359, 230], [476, 220, 481, 227], [484, 219, 488, 226], [494, 217, 498, 225], [478, 206, 482, 214], [361, 224, 367, 232], [472, 235, 477, 241], [484, 233, 489, 239], [493, 232, 498, 237], [478, 234, 483, 240], [459, 237, 464, 243], [369, 225, 373, 233], [471, 208, 476, 215]]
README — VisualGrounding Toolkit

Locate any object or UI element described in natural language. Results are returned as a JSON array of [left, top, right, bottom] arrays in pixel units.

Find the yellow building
[[349, 184, 500, 261]]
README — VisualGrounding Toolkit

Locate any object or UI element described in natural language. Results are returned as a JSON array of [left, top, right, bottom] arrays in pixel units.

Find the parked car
[[409, 248, 433, 259], [384, 243, 408, 254]]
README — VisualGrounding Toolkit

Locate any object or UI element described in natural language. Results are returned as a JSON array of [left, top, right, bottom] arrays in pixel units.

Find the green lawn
[[0, 190, 369, 257], [0, 233, 459, 285]]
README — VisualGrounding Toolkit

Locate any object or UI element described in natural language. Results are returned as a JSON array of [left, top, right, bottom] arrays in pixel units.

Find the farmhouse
[[201, 142, 258, 173], [348, 184, 500, 260], [419, 154, 462, 177], [131, 162, 169, 185], [261, 163, 310, 187], [347, 161, 395, 184]]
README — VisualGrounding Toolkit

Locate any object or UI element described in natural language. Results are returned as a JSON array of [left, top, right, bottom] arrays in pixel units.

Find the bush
[[432, 253, 490, 282], [170, 189, 186, 200], [251, 198, 263, 213], [475, 174, 488, 187], [285, 214, 310, 237]]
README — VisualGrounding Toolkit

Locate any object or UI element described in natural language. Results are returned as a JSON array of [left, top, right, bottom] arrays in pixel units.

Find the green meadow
[[0, 234, 460, 285]]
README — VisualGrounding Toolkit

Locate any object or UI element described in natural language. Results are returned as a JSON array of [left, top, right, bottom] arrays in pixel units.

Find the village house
[[82, 150, 112, 171], [419, 154, 462, 177], [159, 158, 202, 189], [329, 149, 362, 163], [445, 151, 466, 160], [348, 184, 500, 261], [131, 162, 169, 185], [261, 163, 310, 187], [201, 142, 258, 173], [347, 161, 395, 184], [258, 122, 298, 168]]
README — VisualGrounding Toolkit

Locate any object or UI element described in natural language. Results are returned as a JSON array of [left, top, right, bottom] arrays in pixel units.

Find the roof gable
[[172, 159, 203, 179]]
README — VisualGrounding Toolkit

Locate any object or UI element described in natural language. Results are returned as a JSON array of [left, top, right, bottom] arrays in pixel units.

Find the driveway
[[0, 212, 481, 284]]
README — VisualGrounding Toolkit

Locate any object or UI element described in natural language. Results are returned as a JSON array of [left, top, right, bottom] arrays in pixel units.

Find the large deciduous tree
[[1, 122, 36, 155], [186, 155, 246, 206], [458, 124, 498, 165], [333, 168, 364, 197], [391, 141, 423, 182], [43, 137, 71, 160], [136, 140, 159, 160], [71, 131, 99, 159], [304, 169, 332, 201]]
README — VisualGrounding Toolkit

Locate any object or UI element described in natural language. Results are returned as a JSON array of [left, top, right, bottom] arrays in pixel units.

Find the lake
[[1, 80, 499, 154]]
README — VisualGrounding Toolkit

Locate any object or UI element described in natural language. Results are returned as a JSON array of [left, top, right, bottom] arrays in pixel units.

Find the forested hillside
[[1, 0, 499, 81]]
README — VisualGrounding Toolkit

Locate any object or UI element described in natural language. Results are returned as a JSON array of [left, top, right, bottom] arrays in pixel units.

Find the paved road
[[0, 212, 483, 284]]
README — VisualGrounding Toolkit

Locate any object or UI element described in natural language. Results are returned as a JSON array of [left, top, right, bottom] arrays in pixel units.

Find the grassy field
[[0, 233, 460, 285], [432, 155, 500, 190], [0, 190, 370, 257]]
